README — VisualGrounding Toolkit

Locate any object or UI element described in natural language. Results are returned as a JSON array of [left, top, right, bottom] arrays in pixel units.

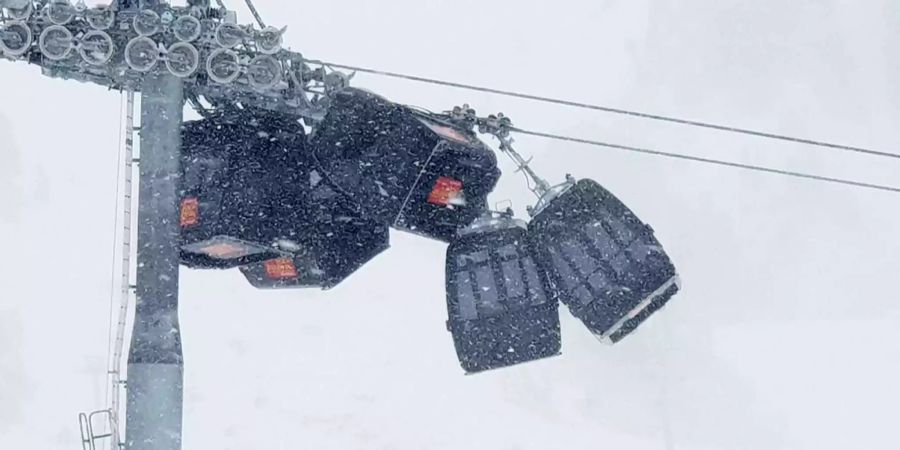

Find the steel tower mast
[[125, 66, 184, 450]]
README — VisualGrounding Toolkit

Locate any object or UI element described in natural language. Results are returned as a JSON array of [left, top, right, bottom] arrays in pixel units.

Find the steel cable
[[313, 60, 900, 161], [510, 127, 900, 194]]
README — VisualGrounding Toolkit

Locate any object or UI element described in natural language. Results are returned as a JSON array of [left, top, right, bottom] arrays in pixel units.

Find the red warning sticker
[[180, 197, 200, 227], [265, 258, 299, 279], [427, 177, 464, 206]]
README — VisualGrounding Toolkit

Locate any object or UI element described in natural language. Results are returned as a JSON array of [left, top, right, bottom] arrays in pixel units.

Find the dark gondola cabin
[[527, 179, 680, 343], [310, 88, 501, 242], [240, 213, 390, 290], [178, 111, 311, 269], [445, 214, 561, 373]]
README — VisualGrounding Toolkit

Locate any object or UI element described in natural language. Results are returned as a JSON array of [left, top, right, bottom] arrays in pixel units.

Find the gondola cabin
[[527, 179, 680, 343], [445, 213, 561, 373], [310, 88, 501, 242], [178, 111, 311, 269], [240, 214, 389, 290]]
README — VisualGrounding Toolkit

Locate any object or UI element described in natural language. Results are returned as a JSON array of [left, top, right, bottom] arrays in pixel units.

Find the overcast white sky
[[2, 1, 899, 449]]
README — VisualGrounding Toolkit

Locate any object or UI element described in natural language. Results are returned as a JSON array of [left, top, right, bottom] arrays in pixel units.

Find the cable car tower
[[0, 1, 352, 448], [3, 1, 685, 449]]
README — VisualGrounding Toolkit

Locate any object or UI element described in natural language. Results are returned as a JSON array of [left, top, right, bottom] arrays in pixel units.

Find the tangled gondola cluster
[[178, 88, 681, 373], [2, 0, 681, 374]]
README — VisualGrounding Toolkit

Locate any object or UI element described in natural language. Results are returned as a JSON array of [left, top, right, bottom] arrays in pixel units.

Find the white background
[[1, 1, 899, 449]]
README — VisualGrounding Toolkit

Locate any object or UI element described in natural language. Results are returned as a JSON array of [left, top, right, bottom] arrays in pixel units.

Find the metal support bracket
[[444, 105, 576, 216]]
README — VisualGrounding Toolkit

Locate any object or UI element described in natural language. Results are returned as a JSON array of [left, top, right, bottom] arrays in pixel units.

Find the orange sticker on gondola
[[427, 177, 464, 206], [265, 258, 299, 279], [180, 197, 200, 227]]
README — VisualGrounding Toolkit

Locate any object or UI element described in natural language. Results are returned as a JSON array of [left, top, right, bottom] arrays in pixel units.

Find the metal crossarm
[[0, 1, 348, 120]]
